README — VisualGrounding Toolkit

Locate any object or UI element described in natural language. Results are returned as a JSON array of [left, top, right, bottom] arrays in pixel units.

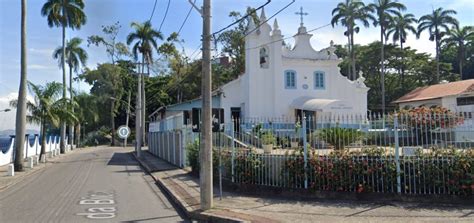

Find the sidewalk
[[135, 150, 474, 223]]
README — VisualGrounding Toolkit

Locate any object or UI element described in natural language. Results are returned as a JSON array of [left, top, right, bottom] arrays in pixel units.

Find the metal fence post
[[394, 113, 402, 194], [231, 120, 235, 183], [302, 116, 308, 189], [182, 128, 187, 168]]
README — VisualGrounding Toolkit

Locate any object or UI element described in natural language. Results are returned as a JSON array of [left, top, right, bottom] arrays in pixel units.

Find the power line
[[146, 23, 333, 108], [158, 0, 171, 32], [148, 0, 159, 21], [245, 23, 332, 51], [177, 0, 196, 35], [244, 0, 295, 37], [212, 0, 271, 36]]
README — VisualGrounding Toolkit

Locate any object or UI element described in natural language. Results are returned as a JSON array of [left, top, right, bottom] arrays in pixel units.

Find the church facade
[[150, 9, 368, 131]]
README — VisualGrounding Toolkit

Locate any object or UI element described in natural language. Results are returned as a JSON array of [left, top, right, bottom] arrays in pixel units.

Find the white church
[[150, 9, 368, 131]]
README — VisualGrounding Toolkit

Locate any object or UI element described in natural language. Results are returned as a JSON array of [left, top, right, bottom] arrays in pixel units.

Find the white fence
[[148, 130, 189, 167], [0, 135, 73, 166]]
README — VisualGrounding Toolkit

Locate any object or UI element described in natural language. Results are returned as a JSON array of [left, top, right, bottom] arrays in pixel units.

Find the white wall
[[237, 18, 368, 119], [398, 98, 442, 109]]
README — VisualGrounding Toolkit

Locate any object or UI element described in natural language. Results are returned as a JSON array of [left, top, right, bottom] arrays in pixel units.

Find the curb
[[132, 152, 248, 223]]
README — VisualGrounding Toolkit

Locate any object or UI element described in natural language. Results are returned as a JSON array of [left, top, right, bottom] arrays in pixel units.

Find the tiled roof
[[393, 79, 474, 103]]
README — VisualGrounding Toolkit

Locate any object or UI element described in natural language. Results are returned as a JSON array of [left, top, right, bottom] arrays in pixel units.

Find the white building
[[150, 10, 369, 131], [393, 79, 474, 112], [393, 79, 474, 143]]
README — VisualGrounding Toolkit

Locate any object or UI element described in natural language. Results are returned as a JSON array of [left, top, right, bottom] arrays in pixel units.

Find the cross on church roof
[[295, 6, 308, 26]]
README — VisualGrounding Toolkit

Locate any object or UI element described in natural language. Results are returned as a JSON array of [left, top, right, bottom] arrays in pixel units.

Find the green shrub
[[186, 139, 222, 176], [316, 127, 364, 150], [186, 139, 200, 174], [261, 132, 276, 145]]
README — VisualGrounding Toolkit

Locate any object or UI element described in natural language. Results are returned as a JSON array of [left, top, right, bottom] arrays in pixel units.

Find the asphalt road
[[0, 147, 188, 223]]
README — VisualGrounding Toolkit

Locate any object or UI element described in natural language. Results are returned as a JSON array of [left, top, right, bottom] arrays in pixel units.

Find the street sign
[[117, 125, 130, 139]]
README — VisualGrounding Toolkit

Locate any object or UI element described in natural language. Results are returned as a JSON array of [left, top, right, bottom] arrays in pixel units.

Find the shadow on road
[[107, 152, 138, 166]]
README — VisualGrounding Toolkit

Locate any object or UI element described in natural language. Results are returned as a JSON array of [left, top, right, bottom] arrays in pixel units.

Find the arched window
[[284, 70, 296, 89], [314, 71, 325, 89], [259, 47, 269, 68]]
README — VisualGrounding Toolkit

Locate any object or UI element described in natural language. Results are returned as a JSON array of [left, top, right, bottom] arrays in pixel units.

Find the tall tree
[[14, 0, 28, 171], [441, 25, 473, 79], [331, 0, 373, 80], [386, 12, 417, 84], [11, 82, 70, 158], [87, 21, 130, 64], [52, 37, 88, 146], [417, 7, 458, 83], [126, 21, 163, 145], [81, 64, 124, 146], [369, 0, 406, 113], [41, 0, 86, 153], [74, 93, 99, 147]]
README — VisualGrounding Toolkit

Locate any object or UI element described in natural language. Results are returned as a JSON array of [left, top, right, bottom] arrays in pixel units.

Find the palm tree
[[442, 25, 473, 79], [74, 93, 99, 147], [12, 82, 62, 158], [14, 0, 27, 171], [369, 0, 406, 114], [417, 7, 458, 83], [126, 21, 163, 145], [41, 0, 86, 153], [53, 37, 88, 146], [386, 12, 417, 84], [331, 0, 373, 80]]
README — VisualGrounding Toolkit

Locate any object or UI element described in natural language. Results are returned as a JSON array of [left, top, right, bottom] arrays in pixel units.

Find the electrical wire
[[244, 0, 295, 37], [245, 23, 331, 51], [212, 0, 271, 36], [148, 0, 159, 22], [177, 0, 196, 35], [158, 0, 171, 32]]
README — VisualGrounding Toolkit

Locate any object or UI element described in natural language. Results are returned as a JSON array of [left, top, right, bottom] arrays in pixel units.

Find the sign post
[[117, 125, 131, 147]]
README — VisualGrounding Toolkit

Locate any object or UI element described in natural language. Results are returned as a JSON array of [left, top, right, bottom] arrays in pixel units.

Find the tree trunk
[[435, 29, 440, 83], [400, 40, 405, 86], [459, 45, 464, 79], [14, 0, 27, 171], [76, 124, 81, 148], [69, 65, 74, 148], [111, 99, 115, 146], [40, 121, 46, 157], [350, 28, 356, 80], [380, 26, 386, 114], [140, 54, 145, 147], [142, 65, 147, 146], [60, 7, 67, 154], [346, 27, 352, 79]]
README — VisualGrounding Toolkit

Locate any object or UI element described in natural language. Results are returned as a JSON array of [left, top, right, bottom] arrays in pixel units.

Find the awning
[[290, 97, 352, 112]]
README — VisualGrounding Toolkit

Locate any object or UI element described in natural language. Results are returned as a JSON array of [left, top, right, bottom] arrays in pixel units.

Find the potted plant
[[261, 132, 275, 154], [291, 121, 301, 148]]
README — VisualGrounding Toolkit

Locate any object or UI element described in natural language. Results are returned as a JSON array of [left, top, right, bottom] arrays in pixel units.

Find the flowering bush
[[396, 106, 463, 129], [278, 149, 473, 196], [234, 151, 264, 184]]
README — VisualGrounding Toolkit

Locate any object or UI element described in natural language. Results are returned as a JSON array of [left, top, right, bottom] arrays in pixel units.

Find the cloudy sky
[[0, 0, 473, 130]]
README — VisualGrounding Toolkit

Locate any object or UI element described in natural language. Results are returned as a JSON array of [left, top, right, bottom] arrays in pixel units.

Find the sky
[[0, 0, 473, 130]]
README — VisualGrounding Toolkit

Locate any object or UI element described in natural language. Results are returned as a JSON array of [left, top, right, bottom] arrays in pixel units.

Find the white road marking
[[77, 191, 117, 219]]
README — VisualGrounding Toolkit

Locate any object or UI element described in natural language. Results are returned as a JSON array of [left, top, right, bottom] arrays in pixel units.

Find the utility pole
[[200, 0, 213, 210], [125, 90, 131, 147], [135, 63, 142, 157]]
